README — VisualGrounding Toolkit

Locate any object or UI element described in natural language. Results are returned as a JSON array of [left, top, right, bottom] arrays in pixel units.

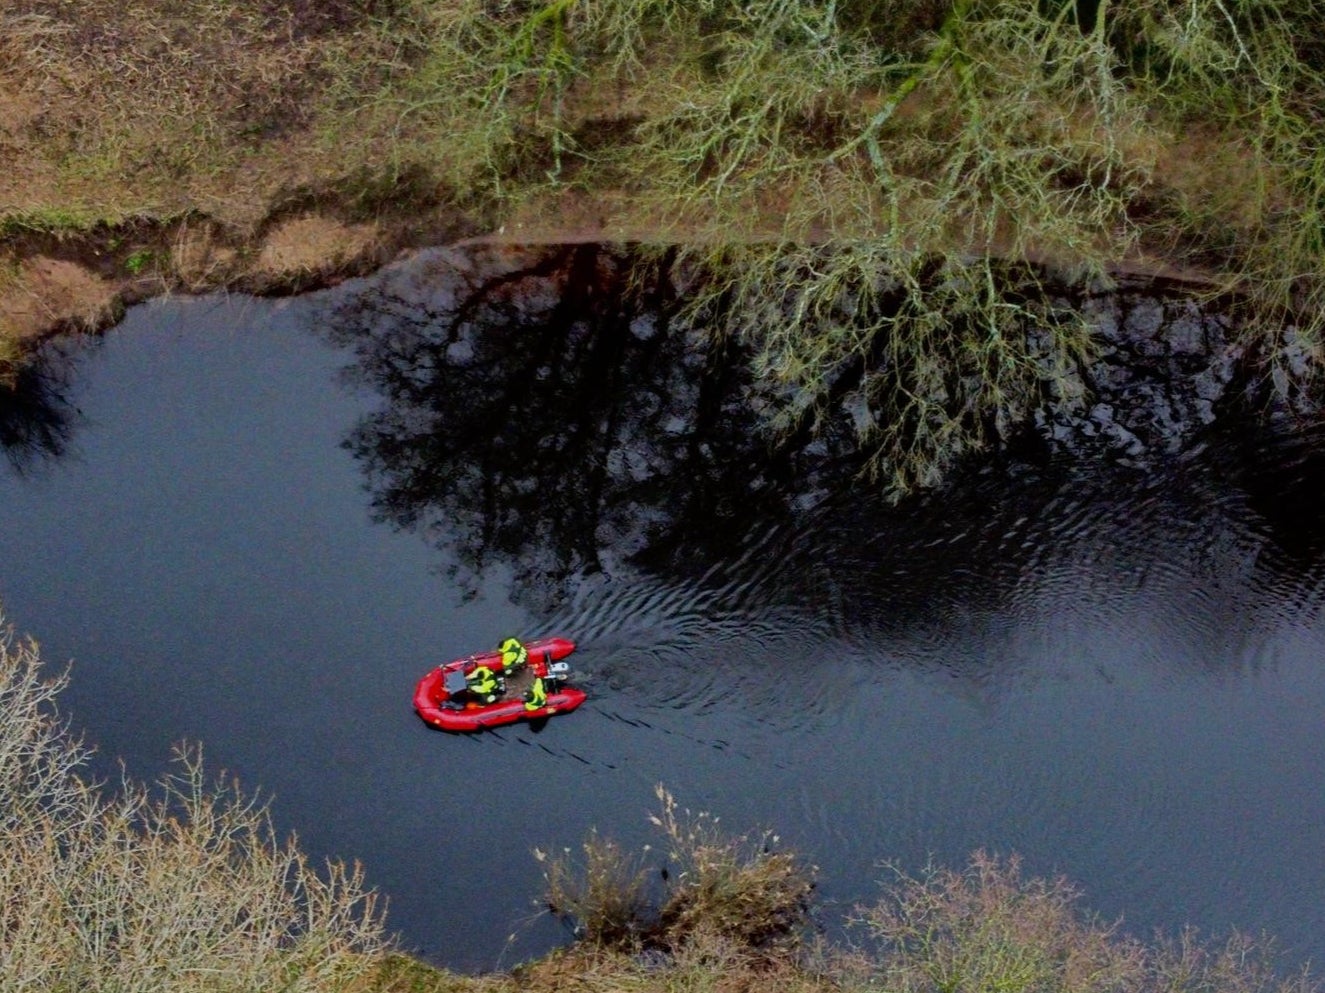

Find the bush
[[541, 828, 655, 948], [0, 613, 388, 993], [856, 851, 1147, 993], [854, 851, 1316, 993], [541, 784, 815, 958]]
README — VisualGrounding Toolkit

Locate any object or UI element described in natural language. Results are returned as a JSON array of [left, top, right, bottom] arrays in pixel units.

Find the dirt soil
[[0, 211, 450, 354], [0, 194, 661, 362], [0, 205, 1224, 348]]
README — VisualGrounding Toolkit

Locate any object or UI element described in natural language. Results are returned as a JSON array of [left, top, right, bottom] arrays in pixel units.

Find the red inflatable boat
[[413, 637, 585, 732]]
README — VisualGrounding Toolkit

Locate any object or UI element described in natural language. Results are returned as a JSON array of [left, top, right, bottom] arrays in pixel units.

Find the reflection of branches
[[326, 244, 853, 610], [325, 243, 1323, 691], [1206, 418, 1325, 567], [0, 343, 80, 472]]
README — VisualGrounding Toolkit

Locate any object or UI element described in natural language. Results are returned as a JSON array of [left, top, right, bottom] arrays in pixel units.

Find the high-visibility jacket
[[524, 676, 547, 711], [499, 637, 528, 671], [467, 665, 500, 701]]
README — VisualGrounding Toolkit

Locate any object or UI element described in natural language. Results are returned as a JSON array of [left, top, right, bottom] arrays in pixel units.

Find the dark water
[[2, 246, 1324, 973]]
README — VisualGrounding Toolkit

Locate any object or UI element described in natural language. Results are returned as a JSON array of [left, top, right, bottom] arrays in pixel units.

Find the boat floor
[[491, 664, 538, 704]]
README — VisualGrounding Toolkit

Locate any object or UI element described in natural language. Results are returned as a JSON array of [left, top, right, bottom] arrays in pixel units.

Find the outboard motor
[[547, 660, 572, 683]]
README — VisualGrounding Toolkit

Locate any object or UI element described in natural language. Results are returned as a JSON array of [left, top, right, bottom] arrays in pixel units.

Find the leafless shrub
[[0, 613, 389, 993], [541, 784, 814, 958]]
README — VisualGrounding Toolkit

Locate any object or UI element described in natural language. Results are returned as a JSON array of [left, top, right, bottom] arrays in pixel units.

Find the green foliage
[[124, 249, 155, 275], [8, 0, 1325, 492], [664, 243, 1093, 494], [1099, 0, 1325, 335], [353, 0, 1324, 492], [858, 852, 1147, 993]]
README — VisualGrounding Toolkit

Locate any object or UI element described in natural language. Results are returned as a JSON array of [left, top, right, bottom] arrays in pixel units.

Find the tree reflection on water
[[325, 243, 860, 613], [325, 242, 1325, 694], [0, 343, 81, 472]]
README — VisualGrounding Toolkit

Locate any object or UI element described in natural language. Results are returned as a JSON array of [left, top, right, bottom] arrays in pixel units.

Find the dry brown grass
[[0, 612, 391, 992], [170, 218, 243, 291], [253, 214, 383, 287], [0, 1, 471, 355], [543, 785, 815, 958], [0, 0, 391, 231], [0, 255, 118, 356]]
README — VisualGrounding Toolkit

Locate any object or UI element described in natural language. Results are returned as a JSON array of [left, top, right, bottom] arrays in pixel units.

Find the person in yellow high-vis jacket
[[523, 674, 548, 711], [465, 664, 502, 704], [499, 637, 528, 672]]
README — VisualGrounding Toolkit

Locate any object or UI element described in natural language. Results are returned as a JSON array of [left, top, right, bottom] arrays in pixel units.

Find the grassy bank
[[1, 613, 1317, 992], [3, 0, 1323, 487]]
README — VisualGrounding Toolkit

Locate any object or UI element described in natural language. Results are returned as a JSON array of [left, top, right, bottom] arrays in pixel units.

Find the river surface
[[2, 246, 1323, 973]]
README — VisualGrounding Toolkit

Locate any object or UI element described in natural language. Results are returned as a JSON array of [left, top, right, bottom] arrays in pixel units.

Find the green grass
[[123, 249, 156, 276], [0, 206, 123, 239]]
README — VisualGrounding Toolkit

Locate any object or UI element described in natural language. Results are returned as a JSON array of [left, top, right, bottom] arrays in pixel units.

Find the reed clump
[[541, 828, 655, 948], [0, 614, 389, 992], [541, 830, 1317, 993], [855, 851, 1315, 993], [542, 784, 814, 957]]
